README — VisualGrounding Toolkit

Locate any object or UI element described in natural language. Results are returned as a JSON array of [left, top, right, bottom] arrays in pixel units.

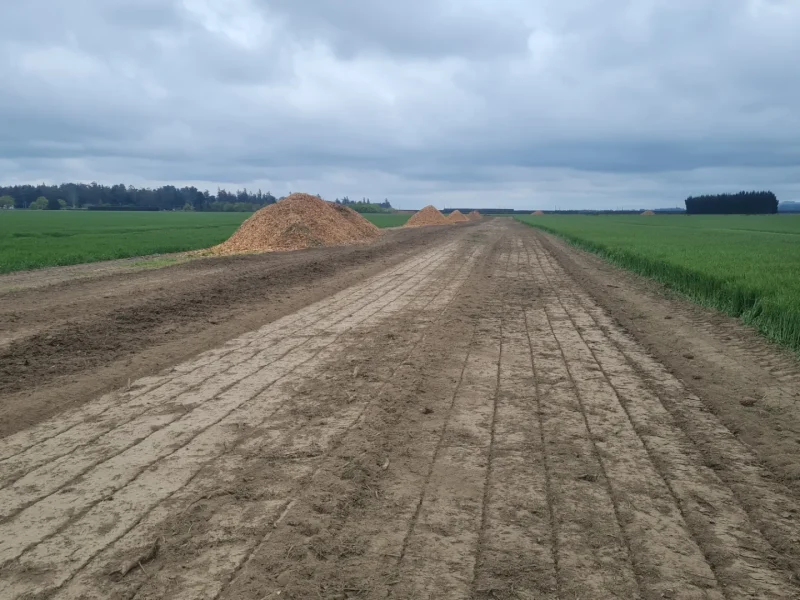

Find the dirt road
[[1, 220, 799, 599]]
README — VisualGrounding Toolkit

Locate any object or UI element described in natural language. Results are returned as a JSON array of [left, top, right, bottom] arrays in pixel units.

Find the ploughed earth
[[1, 219, 799, 599]]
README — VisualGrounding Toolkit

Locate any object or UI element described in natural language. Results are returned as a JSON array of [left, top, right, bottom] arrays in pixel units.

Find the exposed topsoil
[[0, 224, 466, 437], [446, 209, 469, 223], [532, 224, 800, 489], [7, 220, 800, 600], [403, 205, 449, 227], [209, 193, 380, 255]]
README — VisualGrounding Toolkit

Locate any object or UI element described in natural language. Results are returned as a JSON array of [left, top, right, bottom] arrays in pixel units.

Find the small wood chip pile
[[403, 205, 449, 228], [446, 210, 469, 223], [467, 211, 482, 220], [209, 193, 380, 255], [532, 210, 545, 215], [641, 210, 656, 216]]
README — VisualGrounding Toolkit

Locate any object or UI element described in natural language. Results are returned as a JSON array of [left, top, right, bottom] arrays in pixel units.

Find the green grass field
[[0, 211, 411, 274], [361, 213, 411, 227], [516, 214, 800, 352], [0, 211, 249, 274]]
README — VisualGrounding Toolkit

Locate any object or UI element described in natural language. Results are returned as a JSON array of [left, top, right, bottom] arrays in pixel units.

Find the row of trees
[[0, 183, 279, 211], [1, 196, 65, 210], [0, 184, 394, 213], [334, 197, 393, 213], [685, 191, 778, 215]]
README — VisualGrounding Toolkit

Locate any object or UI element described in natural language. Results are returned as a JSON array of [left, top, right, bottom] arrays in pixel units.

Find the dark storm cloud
[[1, 0, 800, 208]]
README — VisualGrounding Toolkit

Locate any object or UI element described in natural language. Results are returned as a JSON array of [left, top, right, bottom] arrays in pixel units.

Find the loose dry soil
[[1, 219, 799, 600]]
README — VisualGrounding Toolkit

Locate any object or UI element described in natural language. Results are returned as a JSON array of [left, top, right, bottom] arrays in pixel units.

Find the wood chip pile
[[641, 210, 656, 216], [532, 210, 545, 215], [467, 211, 482, 220], [331, 202, 382, 238], [446, 210, 469, 223], [403, 205, 449, 227], [209, 193, 380, 255]]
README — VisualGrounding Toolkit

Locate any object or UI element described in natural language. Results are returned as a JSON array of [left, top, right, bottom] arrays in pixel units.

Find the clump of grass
[[516, 214, 800, 353]]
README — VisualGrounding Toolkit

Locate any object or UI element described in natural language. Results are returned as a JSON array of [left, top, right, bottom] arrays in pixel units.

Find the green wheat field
[[0, 211, 408, 274], [516, 214, 800, 352]]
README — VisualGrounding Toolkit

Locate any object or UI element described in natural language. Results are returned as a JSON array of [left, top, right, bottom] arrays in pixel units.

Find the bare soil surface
[[1, 219, 800, 599], [0, 224, 460, 436]]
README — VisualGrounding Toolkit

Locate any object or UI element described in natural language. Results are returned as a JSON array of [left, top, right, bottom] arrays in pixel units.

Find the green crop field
[[0, 211, 249, 274], [516, 214, 800, 352], [362, 213, 412, 228]]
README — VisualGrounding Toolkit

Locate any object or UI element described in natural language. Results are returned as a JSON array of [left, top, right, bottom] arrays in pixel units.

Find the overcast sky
[[1, 0, 799, 209]]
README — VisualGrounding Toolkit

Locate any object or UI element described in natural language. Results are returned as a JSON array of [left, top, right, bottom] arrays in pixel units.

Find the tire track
[[525, 303, 638, 594], [0, 247, 451, 528], [0, 249, 436, 466], [55, 242, 482, 600], [469, 238, 512, 598], [528, 234, 799, 599], [0, 243, 467, 598], [388, 240, 508, 599], [469, 238, 559, 598], [214, 240, 489, 600], [531, 232, 800, 588]]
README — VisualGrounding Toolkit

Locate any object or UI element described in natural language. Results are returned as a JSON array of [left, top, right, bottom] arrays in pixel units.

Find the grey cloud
[[260, 0, 531, 59], [1, 0, 800, 208]]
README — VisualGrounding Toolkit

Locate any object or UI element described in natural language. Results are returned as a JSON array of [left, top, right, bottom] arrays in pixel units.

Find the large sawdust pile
[[532, 210, 545, 216], [467, 210, 481, 220], [641, 210, 656, 216], [209, 193, 380, 255], [331, 202, 381, 239], [403, 205, 449, 228], [446, 210, 469, 223]]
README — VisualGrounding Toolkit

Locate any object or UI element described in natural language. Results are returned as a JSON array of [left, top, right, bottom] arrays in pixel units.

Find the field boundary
[[515, 217, 800, 353]]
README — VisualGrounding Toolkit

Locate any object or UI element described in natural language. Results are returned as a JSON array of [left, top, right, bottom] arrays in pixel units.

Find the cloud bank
[[1, 0, 799, 208]]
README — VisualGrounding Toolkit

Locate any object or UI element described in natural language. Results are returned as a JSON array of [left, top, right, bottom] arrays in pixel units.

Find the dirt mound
[[210, 193, 380, 255], [404, 205, 449, 228], [532, 210, 545, 216], [446, 210, 469, 223], [467, 211, 482, 220], [641, 210, 656, 216]]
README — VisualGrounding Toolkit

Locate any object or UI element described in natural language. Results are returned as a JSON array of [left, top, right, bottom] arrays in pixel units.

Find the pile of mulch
[[209, 193, 380, 255], [331, 202, 382, 238], [641, 210, 656, 216], [467, 211, 481, 220], [531, 210, 545, 216], [446, 210, 469, 223], [403, 205, 449, 228]]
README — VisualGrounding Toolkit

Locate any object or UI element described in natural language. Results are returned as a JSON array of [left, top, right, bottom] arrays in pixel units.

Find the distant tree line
[[0, 183, 281, 211], [334, 196, 393, 213], [0, 183, 395, 213], [685, 191, 778, 215]]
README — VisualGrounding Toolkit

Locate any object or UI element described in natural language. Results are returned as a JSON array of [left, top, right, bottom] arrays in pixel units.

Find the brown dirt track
[[1, 219, 800, 599]]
